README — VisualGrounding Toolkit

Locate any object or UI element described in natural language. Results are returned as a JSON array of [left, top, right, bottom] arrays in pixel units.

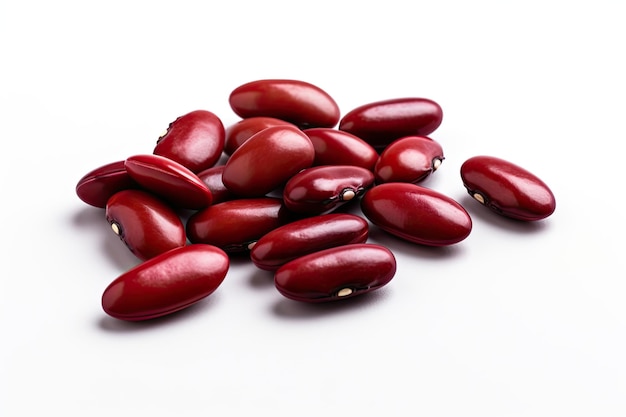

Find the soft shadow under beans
[[271, 288, 391, 320], [459, 194, 552, 234], [97, 294, 222, 333], [248, 268, 275, 289], [366, 224, 467, 261]]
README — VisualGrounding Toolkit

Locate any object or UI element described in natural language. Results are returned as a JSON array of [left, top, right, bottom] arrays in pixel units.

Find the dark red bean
[[339, 97, 443, 151], [186, 198, 293, 253], [124, 154, 213, 210], [460, 155, 556, 221], [374, 136, 444, 184], [360, 182, 472, 246], [250, 213, 369, 271], [274, 243, 396, 303], [75, 160, 138, 208], [222, 125, 315, 197], [105, 189, 186, 260], [102, 244, 229, 321], [224, 116, 295, 156], [153, 109, 225, 173], [283, 165, 375, 215], [302, 127, 379, 171], [196, 165, 238, 204], [229, 79, 340, 128]]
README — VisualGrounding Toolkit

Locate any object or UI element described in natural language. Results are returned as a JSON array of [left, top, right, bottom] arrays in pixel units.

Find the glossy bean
[[339, 97, 443, 151], [229, 79, 340, 128], [102, 244, 229, 321], [374, 135, 444, 184], [105, 189, 186, 260], [222, 125, 315, 197], [224, 116, 295, 156], [360, 182, 472, 246], [124, 154, 213, 209], [186, 198, 294, 253], [196, 165, 238, 204], [250, 213, 369, 271], [283, 165, 375, 215], [460, 155, 556, 221], [302, 127, 379, 171], [154, 109, 225, 173], [274, 244, 396, 303], [75, 160, 138, 208]]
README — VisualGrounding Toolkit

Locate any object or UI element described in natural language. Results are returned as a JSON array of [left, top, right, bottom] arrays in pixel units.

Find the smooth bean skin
[[154, 109, 225, 173], [124, 154, 213, 209], [360, 182, 472, 246], [75, 160, 138, 208], [274, 244, 396, 303], [102, 244, 229, 321], [339, 97, 443, 150], [222, 125, 315, 197], [250, 213, 369, 271], [460, 155, 556, 221], [105, 189, 186, 260], [302, 127, 379, 171], [228, 79, 340, 128], [196, 165, 238, 204], [283, 165, 375, 215], [224, 116, 295, 156], [374, 136, 444, 184], [186, 198, 294, 253]]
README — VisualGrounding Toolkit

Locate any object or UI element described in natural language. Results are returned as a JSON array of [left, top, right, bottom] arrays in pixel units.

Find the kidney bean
[[222, 125, 315, 197], [274, 243, 396, 303], [224, 116, 295, 156], [124, 154, 213, 210], [460, 155, 556, 221], [102, 244, 229, 321], [302, 127, 379, 171], [153, 109, 225, 173], [250, 213, 369, 271], [283, 165, 375, 215], [196, 165, 238, 204], [374, 135, 444, 184], [228, 79, 340, 128], [75, 160, 138, 208], [105, 189, 186, 260], [186, 197, 294, 253], [360, 182, 472, 246], [339, 97, 443, 151]]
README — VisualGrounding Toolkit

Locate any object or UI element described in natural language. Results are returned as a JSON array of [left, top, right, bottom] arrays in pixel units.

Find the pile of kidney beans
[[75, 79, 557, 321]]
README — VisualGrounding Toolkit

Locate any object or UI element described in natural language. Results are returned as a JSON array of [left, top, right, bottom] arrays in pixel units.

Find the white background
[[1, 1, 625, 416]]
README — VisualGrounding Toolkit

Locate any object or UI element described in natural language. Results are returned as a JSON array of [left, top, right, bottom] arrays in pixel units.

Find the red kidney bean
[[360, 182, 472, 246], [222, 125, 315, 197], [75, 160, 138, 208], [102, 244, 229, 321], [250, 213, 369, 271], [196, 165, 238, 204], [339, 97, 443, 151], [274, 243, 396, 303], [374, 135, 444, 184], [224, 116, 295, 156], [228, 79, 340, 128], [105, 189, 186, 260], [283, 165, 375, 215], [153, 109, 225, 173], [186, 197, 294, 253], [460, 155, 556, 221], [302, 127, 379, 171], [124, 154, 213, 210]]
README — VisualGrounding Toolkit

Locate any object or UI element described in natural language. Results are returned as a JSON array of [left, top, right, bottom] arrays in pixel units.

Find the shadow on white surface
[[271, 287, 391, 320], [96, 292, 222, 333]]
